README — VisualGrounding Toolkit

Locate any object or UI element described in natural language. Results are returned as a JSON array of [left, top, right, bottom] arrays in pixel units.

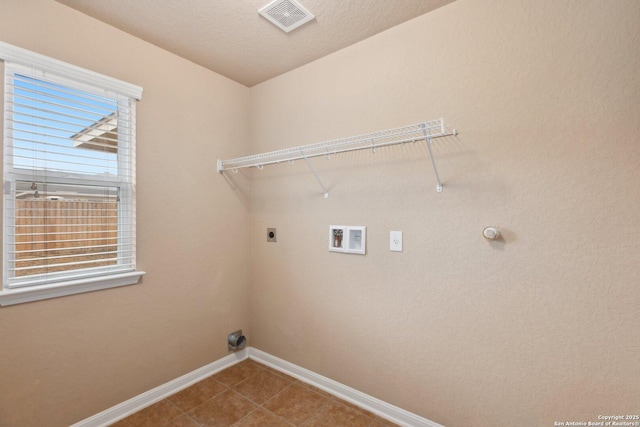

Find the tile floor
[[111, 359, 398, 427]]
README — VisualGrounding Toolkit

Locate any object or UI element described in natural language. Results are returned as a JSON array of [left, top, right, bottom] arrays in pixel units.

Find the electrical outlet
[[390, 231, 402, 252]]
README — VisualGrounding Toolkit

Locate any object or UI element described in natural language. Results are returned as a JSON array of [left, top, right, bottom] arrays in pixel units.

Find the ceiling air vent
[[258, 0, 315, 33]]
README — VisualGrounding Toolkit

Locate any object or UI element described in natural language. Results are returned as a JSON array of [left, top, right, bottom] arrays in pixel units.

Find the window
[[0, 42, 144, 305]]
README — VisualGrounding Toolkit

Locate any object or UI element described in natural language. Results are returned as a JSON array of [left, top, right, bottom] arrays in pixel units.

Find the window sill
[[0, 271, 145, 306]]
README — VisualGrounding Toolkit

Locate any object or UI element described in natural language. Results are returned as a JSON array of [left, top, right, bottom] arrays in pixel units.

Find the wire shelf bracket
[[217, 118, 457, 197]]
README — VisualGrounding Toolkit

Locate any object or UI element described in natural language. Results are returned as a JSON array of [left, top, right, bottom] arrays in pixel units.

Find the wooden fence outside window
[[14, 199, 118, 276]]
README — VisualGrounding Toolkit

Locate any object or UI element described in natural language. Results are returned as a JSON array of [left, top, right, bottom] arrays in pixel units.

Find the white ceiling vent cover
[[259, 0, 315, 33]]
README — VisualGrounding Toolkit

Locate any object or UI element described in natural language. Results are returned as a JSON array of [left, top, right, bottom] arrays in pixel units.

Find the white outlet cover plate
[[390, 231, 402, 252]]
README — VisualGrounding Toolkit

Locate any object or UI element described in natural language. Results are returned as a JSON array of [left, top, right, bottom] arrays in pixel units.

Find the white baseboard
[[247, 348, 444, 427], [72, 346, 444, 427], [71, 349, 248, 427]]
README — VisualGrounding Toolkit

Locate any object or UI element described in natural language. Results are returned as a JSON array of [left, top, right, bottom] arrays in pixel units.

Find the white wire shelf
[[217, 118, 457, 197]]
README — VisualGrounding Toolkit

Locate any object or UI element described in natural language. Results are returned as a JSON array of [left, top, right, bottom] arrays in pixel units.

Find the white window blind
[[1, 43, 144, 304]]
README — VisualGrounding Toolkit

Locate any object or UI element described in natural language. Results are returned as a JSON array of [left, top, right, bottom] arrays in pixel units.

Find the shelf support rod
[[421, 124, 443, 192], [302, 154, 329, 199]]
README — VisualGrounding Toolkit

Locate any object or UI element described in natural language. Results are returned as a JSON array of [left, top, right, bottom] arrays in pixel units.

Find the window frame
[[0, 42, 144, 306]]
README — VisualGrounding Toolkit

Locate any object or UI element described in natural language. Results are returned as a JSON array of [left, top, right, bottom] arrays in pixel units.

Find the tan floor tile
[[370, 416, 400, 426], [213, 360, 263, 387], [110, 399, 182, 427], [166, 413, 200, 427], [260, 365, 297, 381], [107, 361, 401, 427], [330, 396, 376, 418], [301, 400, 373, 427], [168, 376, 228, 411], [189, 390, 257, 427], [233, 369, 292, 404], [232, 407, 293, 426], [264, 383, 328, 425], [293, 380, 333, 399]]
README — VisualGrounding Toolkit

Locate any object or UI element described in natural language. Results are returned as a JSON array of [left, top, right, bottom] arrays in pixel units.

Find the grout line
[[229, 407, 259, 426], [300, 398, 332, 427], [257, 382, 301, 427], [259, 380, 293, 408], [162, 399, 191, 426], [165, 375, 234, 427], [226, 387, 294, 427]]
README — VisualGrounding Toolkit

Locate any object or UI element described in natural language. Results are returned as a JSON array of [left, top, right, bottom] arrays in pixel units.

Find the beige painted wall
[[247, 1, 640, 426], [0, 1, 250, 426]]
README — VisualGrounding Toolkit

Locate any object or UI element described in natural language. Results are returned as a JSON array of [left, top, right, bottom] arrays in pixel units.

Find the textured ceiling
[[54, 0, 455, 87]]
